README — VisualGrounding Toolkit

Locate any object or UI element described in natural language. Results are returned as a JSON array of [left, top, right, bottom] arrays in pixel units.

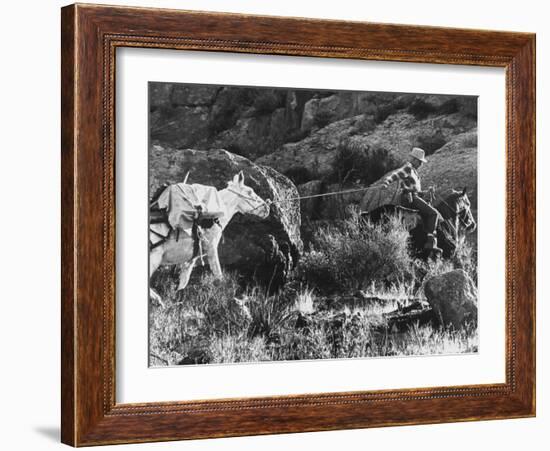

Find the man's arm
[[382, 164, 408, 187]]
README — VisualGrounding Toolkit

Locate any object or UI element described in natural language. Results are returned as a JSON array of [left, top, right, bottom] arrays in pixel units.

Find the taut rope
[[235, 185, 379, 213], [286, 186, 377, 201]]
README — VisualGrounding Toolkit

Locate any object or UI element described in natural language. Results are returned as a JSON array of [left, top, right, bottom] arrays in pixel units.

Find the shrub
[[374, 104, 397, 124], [247, 286, 295, 340], [408, 99, 437, 120], [415, 131, 447, 155], [352, 115, 376, 134], [438, 98, 460, 115], [165, 272, 254, 337], [451, 236, 478, 282], [332, 138, 398, 185], [150, 253, 476, 364], [296, 250, 336, 291], [297, 207, 414, 293]]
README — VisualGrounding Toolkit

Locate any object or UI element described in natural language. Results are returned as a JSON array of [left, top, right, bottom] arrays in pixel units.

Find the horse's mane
[[434, 190, 465, 219]]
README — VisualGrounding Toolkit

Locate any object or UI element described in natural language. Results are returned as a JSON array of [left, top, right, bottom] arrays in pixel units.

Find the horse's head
[[226, 171, 271, 219], [442, 187, 477, 233]]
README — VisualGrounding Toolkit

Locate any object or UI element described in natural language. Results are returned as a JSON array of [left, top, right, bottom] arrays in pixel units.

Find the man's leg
[[409, 195, 438, 234]]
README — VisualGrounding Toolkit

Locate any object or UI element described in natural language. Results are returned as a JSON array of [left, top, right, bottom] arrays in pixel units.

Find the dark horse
[[368, 188, 477, 259]]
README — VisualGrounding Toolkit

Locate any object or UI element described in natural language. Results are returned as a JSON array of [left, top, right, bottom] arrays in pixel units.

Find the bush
[[352, 115, 377, 134], [415, 131, 447, 155], [247, 286, 294, 340], [438, 98, 459, 115], [332, 138, 398, 185], [297, 207, 414, 293], [149, 248, 476, 364], [177, 273, 252, 335], [374, 104, 397, 124], [408, 99, 437, 120], [451, 236, 477, 282]]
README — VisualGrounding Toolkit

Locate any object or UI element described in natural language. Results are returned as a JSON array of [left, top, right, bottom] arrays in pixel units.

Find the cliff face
[[150, 83, 478, 221]]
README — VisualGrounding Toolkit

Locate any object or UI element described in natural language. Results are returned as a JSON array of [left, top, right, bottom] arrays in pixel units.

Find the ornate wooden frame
[[61, 3, 535, 446]]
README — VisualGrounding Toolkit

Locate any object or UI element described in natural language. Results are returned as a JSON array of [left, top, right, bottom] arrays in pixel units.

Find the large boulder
[[424, 270, 478, 329], [300, 91, 406, 133], [150, 106, 211, 148], [149, 146, 303, 286], [256, 115, 362, 179], [207, 107, 289, 160], [170, 84, 220, 107], [419, 130, 478, 216]]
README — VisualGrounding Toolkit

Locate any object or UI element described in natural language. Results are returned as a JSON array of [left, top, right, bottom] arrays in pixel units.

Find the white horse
[[149, 171, 270, 305]]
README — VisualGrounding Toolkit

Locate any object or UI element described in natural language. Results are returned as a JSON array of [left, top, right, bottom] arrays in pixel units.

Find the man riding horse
[[381, 147, 442, 254]]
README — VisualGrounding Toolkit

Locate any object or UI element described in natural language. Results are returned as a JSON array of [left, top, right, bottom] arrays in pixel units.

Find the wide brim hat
[[410, 147, 427, 163]]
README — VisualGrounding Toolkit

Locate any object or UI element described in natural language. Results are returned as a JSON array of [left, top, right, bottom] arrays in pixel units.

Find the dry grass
[[149, 210, 478, 366], [149, 278, 478, 366]]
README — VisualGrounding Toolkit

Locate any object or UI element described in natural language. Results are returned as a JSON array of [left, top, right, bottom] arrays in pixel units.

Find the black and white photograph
[[148, 82, 479, 366], [1, 0, 544, 448]]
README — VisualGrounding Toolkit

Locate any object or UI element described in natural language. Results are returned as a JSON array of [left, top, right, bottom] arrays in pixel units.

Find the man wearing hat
[[381, 147, 442, 253]]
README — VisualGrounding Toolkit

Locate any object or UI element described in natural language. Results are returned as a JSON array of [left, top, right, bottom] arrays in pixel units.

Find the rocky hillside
[[150, 83, 478, 222]]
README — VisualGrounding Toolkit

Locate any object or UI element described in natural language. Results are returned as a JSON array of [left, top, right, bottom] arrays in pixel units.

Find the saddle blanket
[[155, 183, 225, 235], [150, 223, 171, 247], [361, 182, 401, 214]]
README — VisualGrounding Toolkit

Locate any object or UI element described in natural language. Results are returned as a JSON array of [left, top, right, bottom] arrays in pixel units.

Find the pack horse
[[149, 172, 270, 306]]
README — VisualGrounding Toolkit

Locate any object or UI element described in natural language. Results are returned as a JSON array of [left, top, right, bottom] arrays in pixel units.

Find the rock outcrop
[[150, 83, 310, 160], [149, 84, 478, 225], [419, 130, 478, 213], [150, 146, 303, 286], [424, 269, 478, 328], [257, 110, 476, 181], [256, 115, 361, 179]]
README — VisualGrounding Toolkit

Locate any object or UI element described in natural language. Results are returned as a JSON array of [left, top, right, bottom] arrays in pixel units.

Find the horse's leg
[[206, 231, 223, 280], [149, 246, 164, 307], [177, 258, 197, 292], [208, 247, 223, 279]]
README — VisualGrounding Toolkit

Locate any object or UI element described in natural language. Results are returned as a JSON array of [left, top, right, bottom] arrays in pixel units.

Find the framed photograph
[[61, 3, 536, 446]]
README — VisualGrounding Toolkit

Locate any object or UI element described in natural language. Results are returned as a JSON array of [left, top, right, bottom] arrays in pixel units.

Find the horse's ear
[[238, 171, 245, 186], [462, 186, 467, 196], [232, 173, 240, 185]]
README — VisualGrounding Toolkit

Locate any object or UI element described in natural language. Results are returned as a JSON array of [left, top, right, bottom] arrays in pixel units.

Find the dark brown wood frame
[[61, 3, 536, 446]]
